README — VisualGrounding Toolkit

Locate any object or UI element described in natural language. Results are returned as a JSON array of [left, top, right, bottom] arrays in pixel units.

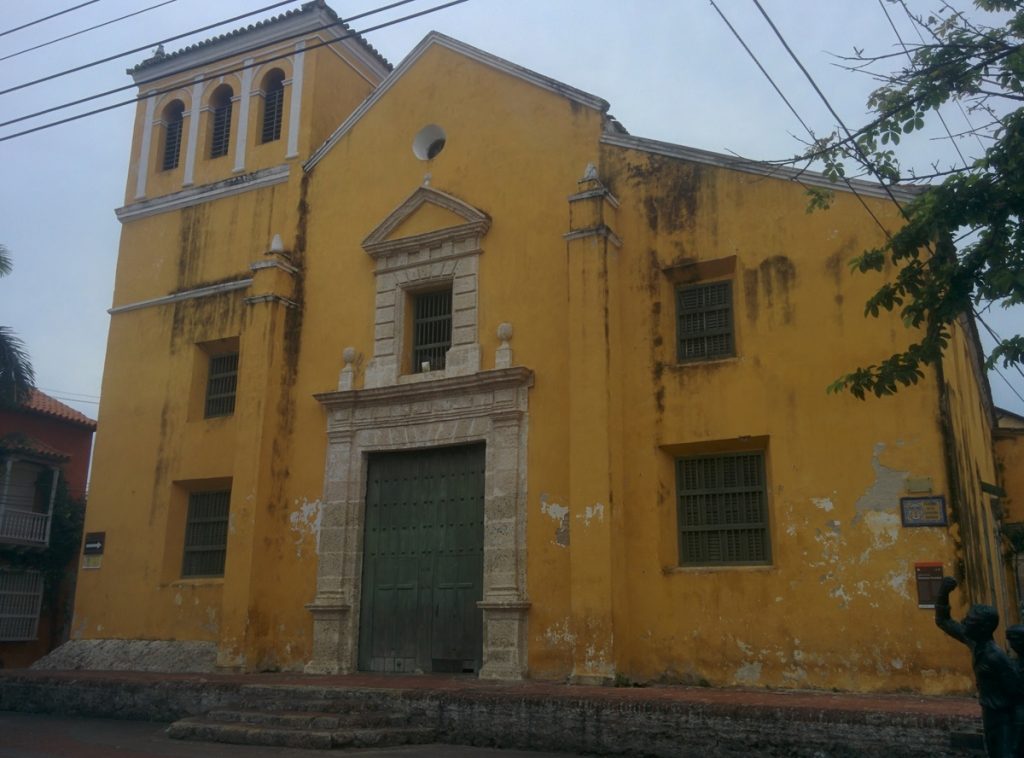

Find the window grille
[[204, 352, 238, 418], [676, 281, 734, 361], [161, 102, 184, 171], [677, 452, 770, 566], [261, 77, 284, 144], [0, 570, 43, 641], [182, 490, 230, 577], [412, 289, 452, 372], [209, 96, 233, 158]]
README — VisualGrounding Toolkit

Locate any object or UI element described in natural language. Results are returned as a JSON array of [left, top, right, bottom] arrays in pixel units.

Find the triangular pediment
[[362, 186, 490, 258]]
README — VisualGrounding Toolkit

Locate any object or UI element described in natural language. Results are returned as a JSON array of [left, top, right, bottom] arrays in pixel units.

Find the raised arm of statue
[[935, 576, 969, 646]]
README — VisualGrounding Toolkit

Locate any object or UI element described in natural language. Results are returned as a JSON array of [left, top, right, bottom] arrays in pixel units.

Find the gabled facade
[[0, 390, 95, 666], [72, 5, 1021, 693]]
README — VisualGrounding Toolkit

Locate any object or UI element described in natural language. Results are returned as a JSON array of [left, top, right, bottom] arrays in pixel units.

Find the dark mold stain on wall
[[743, 254, 797, 325], [622, 155, 715, 236]]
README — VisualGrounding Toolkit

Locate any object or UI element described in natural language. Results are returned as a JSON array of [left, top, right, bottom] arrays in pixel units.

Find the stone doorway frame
[[306, 367, 532, 680]]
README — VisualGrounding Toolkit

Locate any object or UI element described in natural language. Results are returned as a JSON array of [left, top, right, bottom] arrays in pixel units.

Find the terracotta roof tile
[[0, 433, 72, 463], [22, 390, 97, 429]]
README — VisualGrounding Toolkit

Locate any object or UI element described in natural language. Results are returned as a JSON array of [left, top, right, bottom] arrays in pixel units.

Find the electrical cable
[[0, 0, 179, 64], [712, 0, 894, 241], [0, 0, 301, 97], [896, 0, 989, 158], [0, 0, 422, 130], [0, 0, 469, 143], [0, 0, 100, 39], [975, 312, 1024, 383], [878, 0, 969, 169], [751, 0, 913, 224], [39, 386, 101, 401], [707, 0, 815, 138]]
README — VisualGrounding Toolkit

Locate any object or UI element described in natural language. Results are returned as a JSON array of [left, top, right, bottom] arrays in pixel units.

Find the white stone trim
[[135, 91, 158, 200], [183, 77, 204, 187], [305, 32, 609, 171], [307, 367, 533, 680], [286, 42, 305, 159], [116, 164, 290, 222], [108, 278, 251, 315], [360, 186, 490, 388], [233, 60, 255, 173], [600, 132, 924, 203]]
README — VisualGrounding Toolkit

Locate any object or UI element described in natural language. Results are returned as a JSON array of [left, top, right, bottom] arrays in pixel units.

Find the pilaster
[[564, 164, 622, 685], [215, 237, 298, 671]]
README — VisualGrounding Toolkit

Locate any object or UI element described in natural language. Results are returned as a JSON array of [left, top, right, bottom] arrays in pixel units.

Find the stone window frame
[[362, 186, 490, 388], [307, 368, 533, 681]]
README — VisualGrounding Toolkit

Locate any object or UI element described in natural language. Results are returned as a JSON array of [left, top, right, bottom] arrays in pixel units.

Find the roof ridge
[[128, 1, 391, 76]]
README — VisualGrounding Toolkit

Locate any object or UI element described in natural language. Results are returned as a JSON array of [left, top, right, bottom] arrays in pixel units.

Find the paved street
[[0, 713, 584, 758]]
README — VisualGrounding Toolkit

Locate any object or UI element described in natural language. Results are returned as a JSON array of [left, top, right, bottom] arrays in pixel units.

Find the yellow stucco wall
[[78, 30, 1010, 693]]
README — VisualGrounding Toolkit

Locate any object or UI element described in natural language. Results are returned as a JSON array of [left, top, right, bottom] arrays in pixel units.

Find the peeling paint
[[734, 661, 762, 684], [543, 619, 576, 647], [540, 493, 570, 547], [811, 497, 834, 512], [886, 569, 911, 599], [287, 498, 323, 557], [862, 510, 901, 549], [581, 502, 605, 526], [854, 443, 908, 513]]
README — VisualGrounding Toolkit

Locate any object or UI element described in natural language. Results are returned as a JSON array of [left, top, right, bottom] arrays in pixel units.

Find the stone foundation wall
[[0, 673, 979, 757], [31, 640, 217, 674]]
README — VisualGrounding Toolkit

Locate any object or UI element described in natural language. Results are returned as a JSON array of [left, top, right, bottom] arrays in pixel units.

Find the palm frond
[[0, 325, 35, 407]]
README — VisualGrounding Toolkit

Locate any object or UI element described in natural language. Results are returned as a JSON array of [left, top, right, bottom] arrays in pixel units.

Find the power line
[[0, 0, 422, 131], [975, 311, 1024, 383], [751, 0, 913, 225], [711, 0, 894, 241], [878, 0, 969, 170], [0, 0, 301, 98], [991, 365, 1024, 406], [0, 0, 100, 39], [0, 0, 468, 143], [39, 386, 100, 401], [896, 0, 989, 158], [0, 0, 179, 64], [707, 0, 816, 138], [51, 394, 100, 406]]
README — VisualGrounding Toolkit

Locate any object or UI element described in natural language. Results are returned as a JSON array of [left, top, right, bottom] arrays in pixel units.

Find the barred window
[[676, 281, 734, 361], [412, 288, 452, 372], [260, 69, 285, 144], [209, 85, 233, 158], [182, 490, 230, 578], [161, 100, 185, 171], [677, 452, 770, 566], [0, 570, 43, 641], [204, 352, 238, 418]]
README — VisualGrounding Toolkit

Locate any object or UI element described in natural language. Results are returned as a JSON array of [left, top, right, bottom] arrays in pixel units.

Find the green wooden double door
[[358, 444, 485, 674]]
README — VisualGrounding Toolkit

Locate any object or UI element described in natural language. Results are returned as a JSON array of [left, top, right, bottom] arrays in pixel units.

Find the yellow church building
[[69, 0, 1023, 693]]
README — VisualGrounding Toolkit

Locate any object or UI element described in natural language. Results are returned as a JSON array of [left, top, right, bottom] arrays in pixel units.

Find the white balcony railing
[[0, 509, 50, 546]]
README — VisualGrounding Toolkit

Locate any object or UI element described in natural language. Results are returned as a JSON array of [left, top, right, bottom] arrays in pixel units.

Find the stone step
[[205, 708, 402, 730], [167, 716, 437, 750]]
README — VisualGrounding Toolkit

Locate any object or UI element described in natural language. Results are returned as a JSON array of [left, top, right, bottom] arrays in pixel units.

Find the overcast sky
[[1, 0, 1021, 420]]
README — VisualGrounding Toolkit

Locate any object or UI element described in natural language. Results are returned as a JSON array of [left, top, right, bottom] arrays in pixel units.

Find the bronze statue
[[936, 577, 1018, 757], [1005, 624, 1024, 757]]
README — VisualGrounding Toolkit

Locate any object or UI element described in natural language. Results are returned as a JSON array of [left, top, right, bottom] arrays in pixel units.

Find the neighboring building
[[72, 1, 1021, 692], [0, 390, 96, 667]]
